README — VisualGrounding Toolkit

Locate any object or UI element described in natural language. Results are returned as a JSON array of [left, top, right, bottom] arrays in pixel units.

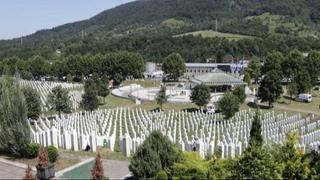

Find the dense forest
[[0, 0, 320, 62]]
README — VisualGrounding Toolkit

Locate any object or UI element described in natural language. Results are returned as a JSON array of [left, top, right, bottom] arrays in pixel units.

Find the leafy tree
[[247, 56, 262, 83], [295, 69, 312, 94], [232, 146, 282, 180], [243, 71, 252, 86], [162, 53, 186, 81], [249, 110, 263, 147], [22, 87, 41, 120], [305, 50, 320, 86], [190, 84, 211, 110], [282, 49, 305, 79], [0, 75, 31, 157], [262, 52, 284, 75], [129, 143, 162, 178], [171, 152, 208, 179], [280, 132, 311, 179], [232, 86, 246, 104], [156, 86, 168, 111], [129, 131, 182, 178], [217, 92, 240, 119], [208, 159, 235, 180], [81, 79, 99, 111], [258, 70, 283, 108], [287, 82, 298, 103], [47, 86, 71, 118], [67, 74, 73, 83]]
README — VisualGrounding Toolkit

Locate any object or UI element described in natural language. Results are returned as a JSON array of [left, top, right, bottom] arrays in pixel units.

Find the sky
[[0, 0, 135, 40]]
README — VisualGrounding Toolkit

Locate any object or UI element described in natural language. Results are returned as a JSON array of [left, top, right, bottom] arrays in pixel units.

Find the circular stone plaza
[[112, 68, 251, 104]]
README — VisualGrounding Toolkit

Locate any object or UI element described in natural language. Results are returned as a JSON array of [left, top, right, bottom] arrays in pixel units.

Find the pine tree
[[23, 164, 36, 180], [81, 79, 99, 111], [0, 75, 31, 157], [91, 151, 105, 179], [47, 86, 71, 118], [156, 86, 168, 110], [22, 87, 41, 120], [249, 110, 263, 147]]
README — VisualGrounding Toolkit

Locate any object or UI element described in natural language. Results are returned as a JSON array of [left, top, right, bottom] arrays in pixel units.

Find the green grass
[[246, 12, 318, 38], [138, 101, 198, 112], [101, 94, 135, 109], [173, 30, 253, 41], [161, 18, 187, 28]]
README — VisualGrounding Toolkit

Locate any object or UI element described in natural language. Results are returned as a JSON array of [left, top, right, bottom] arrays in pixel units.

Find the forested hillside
[[0, 0, 320, 62]]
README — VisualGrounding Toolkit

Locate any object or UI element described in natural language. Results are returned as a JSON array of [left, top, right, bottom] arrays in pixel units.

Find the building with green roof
[[190, 68, 245, 91]]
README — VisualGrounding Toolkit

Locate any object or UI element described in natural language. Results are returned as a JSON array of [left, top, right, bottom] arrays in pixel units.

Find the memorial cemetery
[[29, 107, 320, 159], [20, 80, 83, 111]]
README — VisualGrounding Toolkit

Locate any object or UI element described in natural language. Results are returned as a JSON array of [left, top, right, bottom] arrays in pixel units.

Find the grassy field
[[246, 12, 318, 38], [173, 30, 253, 41], [101, 94, 135, 109], [138, 101, 198, 112]]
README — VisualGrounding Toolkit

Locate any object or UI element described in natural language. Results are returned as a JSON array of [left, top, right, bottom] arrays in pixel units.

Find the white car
[[295, 93, 312, 103]]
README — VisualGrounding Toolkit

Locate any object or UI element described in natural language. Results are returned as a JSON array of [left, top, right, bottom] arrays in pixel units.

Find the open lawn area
[[138, 101, 198, 112], [173, 30, 253, 41]]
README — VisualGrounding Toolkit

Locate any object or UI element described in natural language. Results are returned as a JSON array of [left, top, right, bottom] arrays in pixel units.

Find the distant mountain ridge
[[0, 0, 320, 60]]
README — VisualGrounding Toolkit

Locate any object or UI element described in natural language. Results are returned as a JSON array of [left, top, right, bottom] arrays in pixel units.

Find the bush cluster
[[47, 145, 59, 163], [26, 143, 40, 158]]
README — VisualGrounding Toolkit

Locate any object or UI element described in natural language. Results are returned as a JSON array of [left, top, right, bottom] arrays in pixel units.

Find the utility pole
[[215, 19, 218, 32]]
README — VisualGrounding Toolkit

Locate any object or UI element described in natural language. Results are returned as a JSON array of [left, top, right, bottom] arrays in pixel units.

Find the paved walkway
[[0, 159, 35, 179], [104, 160, 130, 179]]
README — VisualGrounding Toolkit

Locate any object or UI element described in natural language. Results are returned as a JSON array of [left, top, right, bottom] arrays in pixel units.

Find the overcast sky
[[0, 0, 135, 40]]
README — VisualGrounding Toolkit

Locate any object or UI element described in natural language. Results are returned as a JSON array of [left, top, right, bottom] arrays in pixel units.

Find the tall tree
[[217, 92, 240, 119], [232, 146, 282, 179], [262, 52, 284, 75], [249, 110, 263, 146], [129, 131, 182, 178], [22, 87, 41, 120], [280, 133, 311, 179], [232, 86, 246, 104], [0, 75, 31, 157], [305, 50, 320, 86], [282, 49, 305, 79], [258, 70, 283, 108], [295, 69, 312, 94], [190, 84, 211, 110], [81, 79, 99, 111], [156, 86, 168, 111], [47, 86, 71, 118], [162, 53, 186, 81], [247, 56, 262, 83], [287, 82, 298, 104]]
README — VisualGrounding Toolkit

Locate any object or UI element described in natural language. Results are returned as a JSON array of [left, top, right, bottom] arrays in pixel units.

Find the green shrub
[[47, 146, 59, 163], [26, 143, 40, 158], [171, 152, 208, 179], [155, 170, 168, 180]]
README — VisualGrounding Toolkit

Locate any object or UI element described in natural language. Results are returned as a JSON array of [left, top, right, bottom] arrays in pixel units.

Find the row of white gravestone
[[20, 80, 83, 111], [30, 108, 320, 159]]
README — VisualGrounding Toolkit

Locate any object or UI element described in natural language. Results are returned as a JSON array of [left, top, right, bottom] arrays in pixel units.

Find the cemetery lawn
[[102, 94, 135, 108], [138, 101, 198, 111], [122, 79, 161, 88]]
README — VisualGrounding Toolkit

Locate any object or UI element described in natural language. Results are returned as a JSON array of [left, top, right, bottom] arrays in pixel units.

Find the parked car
[[295, 93, 312, 103]]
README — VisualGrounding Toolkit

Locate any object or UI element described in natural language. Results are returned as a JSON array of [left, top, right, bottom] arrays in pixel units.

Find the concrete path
[[0, 159, 35, 179], [104, 160, 131, 179]]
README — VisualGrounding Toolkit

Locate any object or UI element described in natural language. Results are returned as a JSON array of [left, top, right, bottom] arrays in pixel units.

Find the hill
[[0, 0, 320, 61]]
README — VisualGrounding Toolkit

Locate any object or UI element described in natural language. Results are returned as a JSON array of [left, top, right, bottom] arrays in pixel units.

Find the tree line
[[0, 52, 145, 84]]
